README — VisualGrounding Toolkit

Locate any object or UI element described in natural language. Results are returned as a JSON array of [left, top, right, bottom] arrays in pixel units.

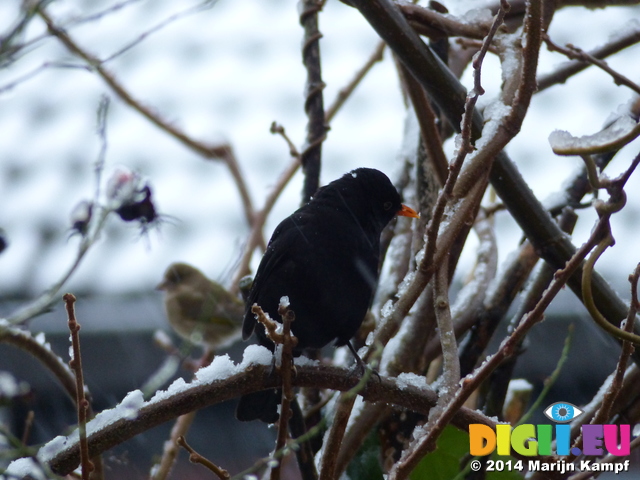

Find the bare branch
[[271, 304, 297, 480], [299, 0, 327, 203], [389, 213, 608, 479], [400, 4, 493, 40], [538, 25, 640, 91], [36, 6, 258, 234], [433, 257, 459, 397], [0, 326, 79, 410], [177, 435, 230, 479], [231, 125, 301, 293], [63, 294, 94, 480], [150, 412, 196, 480], [544, 34, 640, 96]]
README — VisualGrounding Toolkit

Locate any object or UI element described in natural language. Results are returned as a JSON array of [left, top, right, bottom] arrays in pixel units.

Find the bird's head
[[156, 262, 203, 291], [322, 168, 419, 233]]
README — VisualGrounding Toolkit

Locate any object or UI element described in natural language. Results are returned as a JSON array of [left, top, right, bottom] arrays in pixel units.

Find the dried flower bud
[[105, 167, 160, 228], [106, 167, 142, 208], [115, 184, 158, 225]]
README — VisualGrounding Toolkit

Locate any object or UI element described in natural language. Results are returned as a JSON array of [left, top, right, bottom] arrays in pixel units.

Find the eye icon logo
[[544, 402, 583, 423]]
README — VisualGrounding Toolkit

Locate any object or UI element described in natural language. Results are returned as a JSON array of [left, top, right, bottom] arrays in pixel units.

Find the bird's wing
[[242, 213, 306, 340], [173, 287, 207, 322], [175, 285, 240, 329]]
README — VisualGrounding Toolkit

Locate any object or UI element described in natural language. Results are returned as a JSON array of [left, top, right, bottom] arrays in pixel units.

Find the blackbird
[[236, 168, 418, 422], [157, 263, 244, 349]]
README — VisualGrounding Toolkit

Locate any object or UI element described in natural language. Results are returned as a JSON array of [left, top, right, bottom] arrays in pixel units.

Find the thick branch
[[0, 325, 80, 407], [45, 363, 497, 476], [299, 0, 327, 202], [400, 4, 492, 40]]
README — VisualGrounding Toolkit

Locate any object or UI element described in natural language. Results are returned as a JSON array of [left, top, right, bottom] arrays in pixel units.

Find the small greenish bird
[[157, 262, 244, 350]]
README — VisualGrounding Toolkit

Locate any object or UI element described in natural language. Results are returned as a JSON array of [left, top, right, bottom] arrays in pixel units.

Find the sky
[[1, 0, 640, 302]]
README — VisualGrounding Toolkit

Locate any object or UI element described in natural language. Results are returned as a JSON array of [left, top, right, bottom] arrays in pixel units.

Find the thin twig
[[581, 152, 640, 344], [21, 411, 35, 447], [7, 93, 115, 326], [538, 25, 640, 92], [453, 0, 541, 196], [365, 179, 486, 368], [420, 0, 507, 281], [101, 2, 217, 64], [506, 0, 540, 116], [568, 263, 640, 463], [398, 62, 448, 185], [271, 303, 296, 480], [469, 0, 509, 99], [1, 0, 141, 65], [389, 213, 608, 479], [63, 294, 94, 480], [37, 7, 228, 162], [177, 435, 230, 479], [151, 350, 215, 480], [271, 122, 301, 158], [152, 412, 197, 480], [544, 34, 640, 96], [7, 207, 111, 325], [94, 95, 109, 202], [230, 125, 301, 293], [66, 0, 144, 27], [36, 6, 258, 234]]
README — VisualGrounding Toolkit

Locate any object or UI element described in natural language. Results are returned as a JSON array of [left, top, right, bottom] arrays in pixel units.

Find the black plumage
[[236, 168, 418, 422]]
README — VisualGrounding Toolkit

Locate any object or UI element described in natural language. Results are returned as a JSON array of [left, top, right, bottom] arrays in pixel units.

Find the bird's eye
[[383, 201, 392, 211]]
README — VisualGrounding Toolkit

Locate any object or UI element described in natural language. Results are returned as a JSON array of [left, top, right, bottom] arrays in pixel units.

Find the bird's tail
[[235, 389, 281, 423]]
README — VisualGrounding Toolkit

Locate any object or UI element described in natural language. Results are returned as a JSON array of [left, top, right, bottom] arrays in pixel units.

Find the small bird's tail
[[236, 389, 281, 423]]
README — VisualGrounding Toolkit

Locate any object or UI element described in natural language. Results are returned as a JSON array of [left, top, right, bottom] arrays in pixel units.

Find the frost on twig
[[549, 114, 640, 156]]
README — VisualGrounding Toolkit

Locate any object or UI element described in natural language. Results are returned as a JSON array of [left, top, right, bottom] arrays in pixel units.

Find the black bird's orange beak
[[398, 204, 420, 219]]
